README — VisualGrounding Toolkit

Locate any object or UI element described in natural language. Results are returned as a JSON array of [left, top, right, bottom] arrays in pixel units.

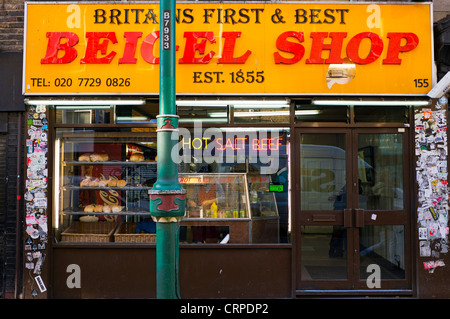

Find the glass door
[[296, 128, 411, 291]]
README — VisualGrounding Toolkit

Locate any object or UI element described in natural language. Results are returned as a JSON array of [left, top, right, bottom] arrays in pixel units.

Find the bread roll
[[98, 179, 108, 187], [94, 205, 103, 213], [78, 153, 91, 162], [111, 205, 122, 213], [88, 178, 99, 187], [130, 154, 144, 162], [117, 179, 127, 187], [84, 205, 94, 213], [80, 177, 91, 187], [107, 178, 117, 187], [90, 153, 109, 162], [103, 205, 111, 213]]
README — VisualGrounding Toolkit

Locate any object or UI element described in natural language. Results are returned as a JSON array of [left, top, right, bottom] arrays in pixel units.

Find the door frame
[[294, 127, 414, 294]]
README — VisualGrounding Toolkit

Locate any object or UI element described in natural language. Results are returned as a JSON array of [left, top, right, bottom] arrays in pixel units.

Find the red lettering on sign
[[178, 31, 215, 64], [218, 32, 251, 64], [80, 32, 118, 64], [39, 31, 420, 66], [119, 32, 142, 64], [346, 32, 383, 64], [141, 31, 160, 64], [383, 32, 419, 64], [274, 31, 305, 64], [40, 32, 79, 64], [306, 32, 347, 64]]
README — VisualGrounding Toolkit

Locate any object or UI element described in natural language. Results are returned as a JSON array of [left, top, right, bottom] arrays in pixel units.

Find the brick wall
[[0, 112, 23, 299], [0, 0, 24, 52]]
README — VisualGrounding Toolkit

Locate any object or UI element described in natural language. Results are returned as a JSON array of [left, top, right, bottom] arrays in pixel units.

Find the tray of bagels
[[84, 204, 124, 214], [80, 175, 127, 187], [77, 152, 153, 163]]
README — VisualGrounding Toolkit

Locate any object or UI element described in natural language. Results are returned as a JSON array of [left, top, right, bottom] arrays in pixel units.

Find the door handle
[[355, 209, 364, 228], [344, 208, 353, 228]]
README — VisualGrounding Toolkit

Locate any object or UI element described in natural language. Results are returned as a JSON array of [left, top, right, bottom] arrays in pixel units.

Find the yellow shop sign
[[23, 2, 433, 95]]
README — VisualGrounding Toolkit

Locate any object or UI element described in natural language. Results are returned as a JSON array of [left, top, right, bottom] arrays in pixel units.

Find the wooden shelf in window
[[62, 185, 152, 191], [61, 210, 152, 216]]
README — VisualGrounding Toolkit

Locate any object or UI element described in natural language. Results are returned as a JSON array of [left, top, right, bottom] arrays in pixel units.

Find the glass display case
[[179, 173, 279, 243], [53, 129, 157, 243], [181, 173, 250, 219]]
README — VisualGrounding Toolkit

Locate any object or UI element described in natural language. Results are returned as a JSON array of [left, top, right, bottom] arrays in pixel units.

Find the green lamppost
[[149, 0, 185, 299]]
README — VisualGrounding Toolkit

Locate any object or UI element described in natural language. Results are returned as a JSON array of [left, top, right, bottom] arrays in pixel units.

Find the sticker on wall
[[415, 98, 449, 273], [24, 104, 49, 297]]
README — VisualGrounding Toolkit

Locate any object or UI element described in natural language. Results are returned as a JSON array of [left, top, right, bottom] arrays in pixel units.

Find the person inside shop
[[187, 165, 225, 210]]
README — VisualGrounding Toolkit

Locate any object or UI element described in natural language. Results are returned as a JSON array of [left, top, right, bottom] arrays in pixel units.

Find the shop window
[[354, 105, 408, 123], [53, 127, 158, 244], [233, 103, 290, 124], [55, 106, 113, 124], [178, 127, 291, 244], [295, 103, 349, 123], [176, 99, 290, 124], [53, 124, 290, 245], [54, 100, 159, 124], [115, 101, 159, 124], [178, 103, 229, 123]]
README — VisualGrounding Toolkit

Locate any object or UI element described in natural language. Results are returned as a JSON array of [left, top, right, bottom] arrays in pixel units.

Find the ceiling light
[[179, 118, 228, 123], [234, 111, 290, 117], [53, 106, 112, 110], [312, 99, 430, 106], [116, 116, 150, 121], [295, 110, 321, 115], [24, 99, 146, 106], [176, 100, 289, 107]]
